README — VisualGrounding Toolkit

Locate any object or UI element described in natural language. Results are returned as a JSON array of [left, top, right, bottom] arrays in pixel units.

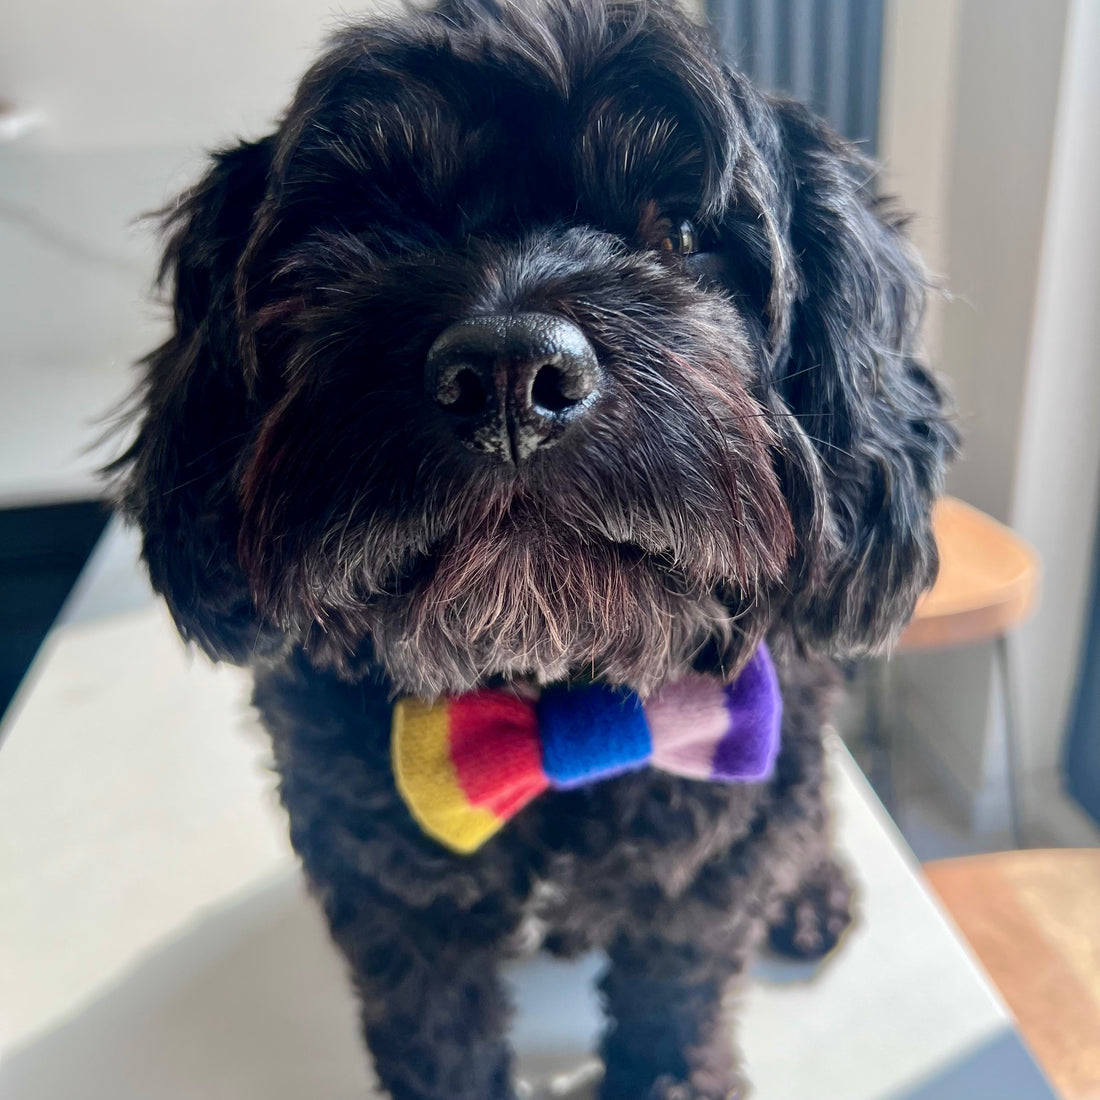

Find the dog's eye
[[659, 219, 698, 256]]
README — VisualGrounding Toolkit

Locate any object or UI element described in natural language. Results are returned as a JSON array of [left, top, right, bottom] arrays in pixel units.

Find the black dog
[[114, 1, 955, 1097]]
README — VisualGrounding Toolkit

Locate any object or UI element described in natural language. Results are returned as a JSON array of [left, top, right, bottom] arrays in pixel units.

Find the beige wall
[[0, 1, 392, 502], [880, 0, 1100, 842], [1011, 0, 1100, 802], [878, 0, 959, 358], [0, 0, 361, 150]]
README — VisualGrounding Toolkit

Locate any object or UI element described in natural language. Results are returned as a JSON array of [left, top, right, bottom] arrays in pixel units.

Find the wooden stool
[[867, 497, 1041, 843], [925, 850, 1100, 1100], [901, 496, 1040, 650]]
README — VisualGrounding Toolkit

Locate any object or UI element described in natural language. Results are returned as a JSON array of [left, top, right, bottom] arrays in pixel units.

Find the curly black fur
[[112, 1, 956, 1097]]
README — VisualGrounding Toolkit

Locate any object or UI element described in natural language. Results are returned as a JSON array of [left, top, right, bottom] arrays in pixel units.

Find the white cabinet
[[0, 0, 377, 504]]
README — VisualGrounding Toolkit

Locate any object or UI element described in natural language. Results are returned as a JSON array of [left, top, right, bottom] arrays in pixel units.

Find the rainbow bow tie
[[391, 644, 782, 854]]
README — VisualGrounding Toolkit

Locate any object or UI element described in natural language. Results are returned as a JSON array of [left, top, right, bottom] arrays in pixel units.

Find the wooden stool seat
[[900, 496, 1041, 651], [925, 851, 1100, 1100]]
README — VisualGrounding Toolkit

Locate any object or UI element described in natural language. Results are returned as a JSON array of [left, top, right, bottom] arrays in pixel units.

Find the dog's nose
[[425, 313, 602, 463]]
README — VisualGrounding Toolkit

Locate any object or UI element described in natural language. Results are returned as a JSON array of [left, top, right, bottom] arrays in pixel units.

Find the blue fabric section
[[537, 684, 652, 789]]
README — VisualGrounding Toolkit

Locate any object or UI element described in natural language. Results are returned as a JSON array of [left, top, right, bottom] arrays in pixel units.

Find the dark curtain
[[705, 0, 885, 154], [1066, 509, 1100, 826]]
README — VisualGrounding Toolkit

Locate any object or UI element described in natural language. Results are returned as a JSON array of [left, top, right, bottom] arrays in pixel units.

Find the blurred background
[[712, 0, 1100, 861], [2, 2, 1099, 1097], [4, 0, 1098, 855]]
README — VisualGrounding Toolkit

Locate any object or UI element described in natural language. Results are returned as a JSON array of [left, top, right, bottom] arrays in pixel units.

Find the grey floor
[[0, 518, 1058, 1100]]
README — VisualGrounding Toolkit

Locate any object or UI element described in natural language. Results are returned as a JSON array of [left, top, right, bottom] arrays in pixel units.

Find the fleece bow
[[391, 644, 782, 854]]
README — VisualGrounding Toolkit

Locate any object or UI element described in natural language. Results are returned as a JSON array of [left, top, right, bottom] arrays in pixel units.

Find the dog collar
[[391, 644, 782, 854]]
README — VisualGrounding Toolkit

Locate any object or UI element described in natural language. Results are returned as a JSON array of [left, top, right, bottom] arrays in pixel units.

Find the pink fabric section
[[645, 675, 731, 779]]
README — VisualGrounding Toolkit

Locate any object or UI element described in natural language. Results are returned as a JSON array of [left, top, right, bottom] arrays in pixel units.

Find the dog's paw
[[601, 1064, 748, 1100], [643, 1073, 747, 1100], [767, 858, 854, 961]]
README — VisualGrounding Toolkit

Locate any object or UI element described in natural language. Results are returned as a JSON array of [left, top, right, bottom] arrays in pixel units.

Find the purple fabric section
[[710, 643, 782, 781]]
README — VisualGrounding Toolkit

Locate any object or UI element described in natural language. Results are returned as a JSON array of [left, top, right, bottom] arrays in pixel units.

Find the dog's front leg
[[597, 931, 748, 1100], [326, 898, 516, 1100], [767, 855, 854, 960]]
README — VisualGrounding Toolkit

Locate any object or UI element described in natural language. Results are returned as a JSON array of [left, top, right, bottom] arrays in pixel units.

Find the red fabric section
[[449, 691, 548, 819]]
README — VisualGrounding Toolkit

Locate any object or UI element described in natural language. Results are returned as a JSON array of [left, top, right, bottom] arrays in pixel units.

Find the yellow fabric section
[[391, 698, 503, 854]]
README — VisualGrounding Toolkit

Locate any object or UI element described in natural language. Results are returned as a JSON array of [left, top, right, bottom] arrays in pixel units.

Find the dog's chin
[[301, 527, 765, 699]]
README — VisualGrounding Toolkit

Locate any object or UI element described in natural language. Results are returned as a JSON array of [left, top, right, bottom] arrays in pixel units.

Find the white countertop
[[0, 524, 1054, 1100]]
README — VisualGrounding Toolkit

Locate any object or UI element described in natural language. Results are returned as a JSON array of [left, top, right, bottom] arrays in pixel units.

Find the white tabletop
[[0, 524, 1055, 1100]]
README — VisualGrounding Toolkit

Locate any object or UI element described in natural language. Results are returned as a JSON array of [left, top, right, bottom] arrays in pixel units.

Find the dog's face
[[117, 0, 955, 698]]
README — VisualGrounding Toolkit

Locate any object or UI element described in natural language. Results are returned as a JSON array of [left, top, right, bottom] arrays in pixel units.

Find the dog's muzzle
[[424, 312, 602, 464]]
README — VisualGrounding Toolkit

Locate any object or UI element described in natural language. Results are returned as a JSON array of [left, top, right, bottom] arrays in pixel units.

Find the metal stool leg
[[994, 635, 1025, 849], [865, 657, 895, 812]]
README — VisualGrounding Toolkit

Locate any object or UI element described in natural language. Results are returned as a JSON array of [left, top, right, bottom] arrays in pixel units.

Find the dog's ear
[[757, 100, 957, 653], [112, 137, 277, 662]]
